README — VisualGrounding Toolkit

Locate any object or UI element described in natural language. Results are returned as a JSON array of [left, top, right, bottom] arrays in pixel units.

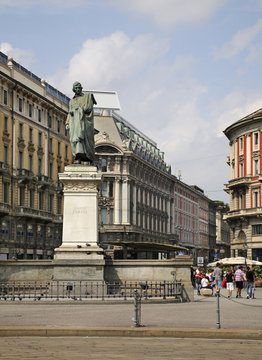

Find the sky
[[1, 0, 262, 203]]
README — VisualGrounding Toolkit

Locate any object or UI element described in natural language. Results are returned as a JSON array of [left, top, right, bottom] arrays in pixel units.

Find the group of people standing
[[192, 262, 256, 299]]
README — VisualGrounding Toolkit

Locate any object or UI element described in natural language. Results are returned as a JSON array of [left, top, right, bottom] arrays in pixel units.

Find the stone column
[[167, 198, 171, 234], [114, 177, 121, 224], [122, 178, 130, 224], [132, 182, 137, 225]]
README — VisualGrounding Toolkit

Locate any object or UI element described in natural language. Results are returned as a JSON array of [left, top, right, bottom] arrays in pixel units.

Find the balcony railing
[[14, 206, 54, 221], [225, 176, 252, 191], [224, 207, 262, 220], [0, 202, 11, 214]]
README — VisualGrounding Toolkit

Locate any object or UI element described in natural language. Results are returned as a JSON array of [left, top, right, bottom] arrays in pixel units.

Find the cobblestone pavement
[[0, 337, 262, 360]]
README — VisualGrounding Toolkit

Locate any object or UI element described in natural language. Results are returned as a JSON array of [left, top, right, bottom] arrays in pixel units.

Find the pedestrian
[[225, 268, 234, 298], [234, 266, 244, 298], [206, 269, 213, 283], [195, 271, 203, 296], [246, 266, 255, 299], [213, 262, 222, 296], [201, 276, 213, 294]]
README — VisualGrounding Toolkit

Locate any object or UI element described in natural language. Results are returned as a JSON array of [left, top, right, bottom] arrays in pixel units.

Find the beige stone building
[[224, 108, 262, 261], [0, 52, 72, 259], [94, 111, 178, 259]]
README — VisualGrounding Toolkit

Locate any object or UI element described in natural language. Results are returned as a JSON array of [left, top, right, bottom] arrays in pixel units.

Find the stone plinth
[[54, 164, 103, 260]]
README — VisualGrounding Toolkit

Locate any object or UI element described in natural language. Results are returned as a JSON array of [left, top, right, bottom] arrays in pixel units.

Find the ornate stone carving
[[96, 131, 110, 143], [63, 180, 98, 192]]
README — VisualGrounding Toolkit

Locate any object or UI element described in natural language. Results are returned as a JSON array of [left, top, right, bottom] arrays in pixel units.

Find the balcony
[[0, 161, 10, 174], [38, 174, 52, 189], [0, 202, 11, 216], [14, 206, 54, 222], [223, 207, 262, 221], [224, 176, 251, 192], [17, 168, 34, 183]]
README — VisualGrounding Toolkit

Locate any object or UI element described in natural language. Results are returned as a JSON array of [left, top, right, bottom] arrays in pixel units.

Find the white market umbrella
[[207, 256, 262, 267]]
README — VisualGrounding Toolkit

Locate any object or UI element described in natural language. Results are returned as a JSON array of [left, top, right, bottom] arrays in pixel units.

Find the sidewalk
[[0, 287, 261, 339]]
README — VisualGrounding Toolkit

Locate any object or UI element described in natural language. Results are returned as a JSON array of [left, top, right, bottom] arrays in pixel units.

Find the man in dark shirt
[[225, 269, 234, 298], [246, 266, 255, 299]]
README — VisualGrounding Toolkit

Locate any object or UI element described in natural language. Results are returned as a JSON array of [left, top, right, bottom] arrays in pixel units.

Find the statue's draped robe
[[66, 93, 96, 163]]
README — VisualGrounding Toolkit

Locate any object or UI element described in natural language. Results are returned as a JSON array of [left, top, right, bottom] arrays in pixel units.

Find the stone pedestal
[[54, 164, 103, 260]]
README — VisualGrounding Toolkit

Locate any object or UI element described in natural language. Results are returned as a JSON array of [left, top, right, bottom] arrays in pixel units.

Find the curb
[[0, 326, 261, 340]]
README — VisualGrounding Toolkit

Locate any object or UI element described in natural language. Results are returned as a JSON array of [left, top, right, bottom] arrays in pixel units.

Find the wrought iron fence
[[0, 280, 182, 302]]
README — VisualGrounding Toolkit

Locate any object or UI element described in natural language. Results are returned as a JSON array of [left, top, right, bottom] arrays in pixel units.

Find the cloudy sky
[[1, 0, 262, 203]]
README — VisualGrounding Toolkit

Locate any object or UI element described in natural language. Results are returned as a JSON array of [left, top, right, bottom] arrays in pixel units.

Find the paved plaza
[[0, 288, 261, 359]]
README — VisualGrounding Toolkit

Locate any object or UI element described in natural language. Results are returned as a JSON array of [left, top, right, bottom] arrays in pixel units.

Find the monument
[[54, 82, 104, 280]]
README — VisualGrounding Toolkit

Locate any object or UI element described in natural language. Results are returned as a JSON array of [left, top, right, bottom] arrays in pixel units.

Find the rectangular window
[[49, 138, 53, 153], [254, 132, 259, 150], [48, 194, 54, 212], [4, 145, 8, 164], [38, 132, 42, 146], [29, 103, 32, 117], [3, 183, 9, 203], [252, 224, 262, 235], [19, 187, 25, 206], [38, 109, 41, 122], [101, 181, 107, 197], [29, 155, 33, 172], [240, 137, 243, 152], [57, 196, 62, 214], [19, 151, 23, 169], [29, 189, 34, 208], [18, 98, 23, 112], [101, 208, 107, 225], [29, 128, 33, 142], [48, 115, 52, 128], [19, 123, 23, 139], [240, 194, 245, 209], [253, 190, 259, 208], [254, 159, 259, 175], [58, 142, 61, 156], [57, 119, 60, 133], [65, 145, 68, 159], [38, 158, 42, 175], [4, 116, 8, 132], [38, 192, 43, 210], [240, 163, 244, 177], [109, 180, 114, 197], [101, 158, 107, 172], [3, 90, 7, 105], [49, 162, 53, 179]]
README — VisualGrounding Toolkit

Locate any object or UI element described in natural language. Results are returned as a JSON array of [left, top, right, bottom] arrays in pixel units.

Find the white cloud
[[215, 91, 262, 136], [213, 18, 262, 60], [0, 42, 35, 68], [49, 30, 230, 201], [48, 31, 169, 95], [110, 0, 227, 29]]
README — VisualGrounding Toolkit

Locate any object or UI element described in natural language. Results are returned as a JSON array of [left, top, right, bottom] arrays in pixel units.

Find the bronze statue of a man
[[66, 82, 97, 164]]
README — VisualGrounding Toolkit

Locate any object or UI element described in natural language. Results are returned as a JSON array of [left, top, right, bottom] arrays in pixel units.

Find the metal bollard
[[132, 289, 142, 327], [216, 290, 221, 329]]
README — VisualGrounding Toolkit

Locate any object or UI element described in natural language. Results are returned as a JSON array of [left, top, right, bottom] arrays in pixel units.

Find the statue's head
[[72, 82, 83, 95]]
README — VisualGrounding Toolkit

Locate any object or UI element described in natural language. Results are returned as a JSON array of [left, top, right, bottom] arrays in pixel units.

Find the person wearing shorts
[[226, 269, 234, 298], [234, 266, 244, 298]]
